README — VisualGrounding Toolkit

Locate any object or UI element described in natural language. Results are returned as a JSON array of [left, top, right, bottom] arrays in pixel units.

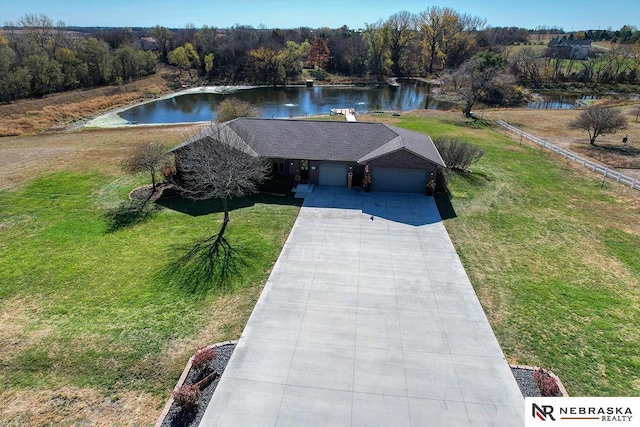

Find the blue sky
[[3, 0, 639, 31]]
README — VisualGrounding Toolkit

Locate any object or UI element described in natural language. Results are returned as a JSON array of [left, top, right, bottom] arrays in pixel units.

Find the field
[[0, 125, 301, 425], [0, 102, 639, 425], [0, 68, 177, 137], [483, 106, 640, 179], [394, 113, 640, 396]]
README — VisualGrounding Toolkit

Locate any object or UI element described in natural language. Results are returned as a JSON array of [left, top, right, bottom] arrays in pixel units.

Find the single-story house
[[170, 118, 446, 193], [547, 37, 591, 60]]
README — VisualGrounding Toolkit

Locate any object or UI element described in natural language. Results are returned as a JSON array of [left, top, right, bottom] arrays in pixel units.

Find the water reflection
[[119, 82, 457, 124], [527, 92, 636, 109]]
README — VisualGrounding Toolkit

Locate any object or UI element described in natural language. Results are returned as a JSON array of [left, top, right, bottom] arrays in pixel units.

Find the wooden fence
[[497, 120, 640, 191]]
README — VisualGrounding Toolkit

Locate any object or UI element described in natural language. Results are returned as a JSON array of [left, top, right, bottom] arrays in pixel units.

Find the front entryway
[[299, 159, 310, 183], [351, 165, 365, 188]]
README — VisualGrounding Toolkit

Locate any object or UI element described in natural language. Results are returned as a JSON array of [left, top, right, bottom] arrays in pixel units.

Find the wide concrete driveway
[[200, 187, 524, 426]]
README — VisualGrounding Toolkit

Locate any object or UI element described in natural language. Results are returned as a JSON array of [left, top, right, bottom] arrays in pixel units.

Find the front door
[[352, 165, 365, 187], [300, 159, 310, 183]]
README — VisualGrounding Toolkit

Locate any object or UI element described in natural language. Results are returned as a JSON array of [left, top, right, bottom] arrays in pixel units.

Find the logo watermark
[[526, 398, 640, 426]]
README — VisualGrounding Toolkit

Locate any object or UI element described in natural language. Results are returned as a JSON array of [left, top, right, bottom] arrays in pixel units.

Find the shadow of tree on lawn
[[103, 198, 161, 233], [160, 227, 251, 296]]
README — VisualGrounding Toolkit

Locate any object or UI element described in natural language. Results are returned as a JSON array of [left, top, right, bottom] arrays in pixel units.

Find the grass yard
[[394, 114, 640, 396], [1, 109, 639, 425], [0, 128, 300, 425]]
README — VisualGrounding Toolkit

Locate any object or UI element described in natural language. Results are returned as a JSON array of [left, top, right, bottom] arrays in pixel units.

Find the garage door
[[372, 167, 427, 193], [319, 161, 348, 187]]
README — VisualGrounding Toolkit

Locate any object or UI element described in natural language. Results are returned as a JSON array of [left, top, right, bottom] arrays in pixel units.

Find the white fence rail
[[497, 120, 639, 191]]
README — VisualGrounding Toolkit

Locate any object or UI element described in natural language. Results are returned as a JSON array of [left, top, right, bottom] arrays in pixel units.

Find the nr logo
[[533, 403, 556, 421]]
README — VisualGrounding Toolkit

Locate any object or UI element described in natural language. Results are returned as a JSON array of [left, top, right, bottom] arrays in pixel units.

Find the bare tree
[[628, 105, 640, 122], [172, 124, 270, 282], [447, 57, 499, 116], [510, 47, 542, 87], [568, 105, 628, 145], [174, 124, 270, 225], [121, 141, 170, 191]]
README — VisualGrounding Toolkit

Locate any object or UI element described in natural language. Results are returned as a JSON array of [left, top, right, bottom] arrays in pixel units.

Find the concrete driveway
[[199, 187, 524, 426]]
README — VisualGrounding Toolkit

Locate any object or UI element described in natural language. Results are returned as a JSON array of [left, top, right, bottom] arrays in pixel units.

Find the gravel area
[[160, 344, 235, 427], [511, 367, 543, 397]]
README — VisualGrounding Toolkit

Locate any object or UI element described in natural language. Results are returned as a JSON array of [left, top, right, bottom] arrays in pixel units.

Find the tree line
[[0, 14, 157, 101], [1, 11, 639, 103]]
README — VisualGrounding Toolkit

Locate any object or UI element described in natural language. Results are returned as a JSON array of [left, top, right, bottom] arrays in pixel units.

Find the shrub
[[310, 69, 328, 81], [533, 367, 561, 396], [192, 347, 217, 371], [216, 98, 260, 122], [172, 384, 202, 409], [434, 137, 484, 172]]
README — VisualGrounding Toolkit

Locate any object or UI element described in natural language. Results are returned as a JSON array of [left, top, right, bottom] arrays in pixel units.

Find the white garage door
[[372, 167, 427, 193], [319, 161, 348, 187]]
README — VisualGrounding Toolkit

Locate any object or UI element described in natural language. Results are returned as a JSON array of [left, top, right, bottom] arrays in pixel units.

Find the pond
[[118, 81, 457, 124], [527, 92, 639, 109], [116, 84, 640, 124]]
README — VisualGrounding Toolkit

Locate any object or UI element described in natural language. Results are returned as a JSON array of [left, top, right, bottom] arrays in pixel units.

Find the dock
[[330, 108, 357, 122]]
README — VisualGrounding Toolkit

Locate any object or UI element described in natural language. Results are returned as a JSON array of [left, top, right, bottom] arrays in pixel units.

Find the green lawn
[[1, 113, 639, 424], [0, 170, 300, 421], [395, 115, 640, 396]]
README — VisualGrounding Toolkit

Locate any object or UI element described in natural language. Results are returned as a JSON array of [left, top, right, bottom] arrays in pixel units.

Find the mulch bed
[[510, 365, 568, 397], [129, 184, 169, 203], [156, 343, 564, 427], [159, 344, 235, 427]]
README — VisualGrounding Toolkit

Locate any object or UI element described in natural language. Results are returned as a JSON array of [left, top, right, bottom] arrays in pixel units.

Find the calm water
[[117, 84, 639, 123], [527, 92, 639, 109], [118, 82, 456, 124], [527, 93, 594, 109]]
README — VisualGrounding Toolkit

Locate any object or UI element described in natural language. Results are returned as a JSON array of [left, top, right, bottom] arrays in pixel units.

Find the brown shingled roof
[[171, 118, 445, 167]]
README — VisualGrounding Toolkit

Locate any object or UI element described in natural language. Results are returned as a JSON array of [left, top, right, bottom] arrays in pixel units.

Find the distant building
[[547, 37, 591, 60], [140, 37, 159, 51]]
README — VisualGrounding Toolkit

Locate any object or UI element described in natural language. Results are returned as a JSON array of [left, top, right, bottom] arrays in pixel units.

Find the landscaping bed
[[156, 341, 564, 427], [159, 343, 236, 427]]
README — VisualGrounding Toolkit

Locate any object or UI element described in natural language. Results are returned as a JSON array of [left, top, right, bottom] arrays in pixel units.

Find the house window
[[272, 159, 286, 174]]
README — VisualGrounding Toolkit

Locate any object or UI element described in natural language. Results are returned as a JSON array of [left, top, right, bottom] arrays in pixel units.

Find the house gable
[[365, 148, 440, 169]]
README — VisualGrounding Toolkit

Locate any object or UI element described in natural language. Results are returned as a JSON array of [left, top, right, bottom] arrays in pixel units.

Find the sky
[[3, 0, 639, 31]]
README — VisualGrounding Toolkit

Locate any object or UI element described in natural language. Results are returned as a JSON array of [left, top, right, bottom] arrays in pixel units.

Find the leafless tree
[[568, 105, 628, 145], [510, 48, 542, 87], [628, 105, 640, 122], [172, 123, 270, 282], [175, 124, 269, 223], [447, 57, 499, 116], [121, 141, 171, 191]]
